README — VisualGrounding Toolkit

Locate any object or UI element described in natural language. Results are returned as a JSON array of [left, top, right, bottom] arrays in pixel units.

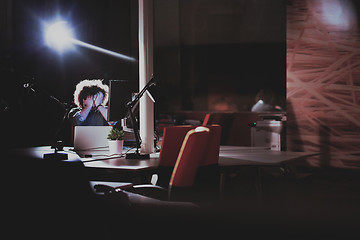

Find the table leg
[[255, 166, 263, 206], [219, 172, 225, 200]]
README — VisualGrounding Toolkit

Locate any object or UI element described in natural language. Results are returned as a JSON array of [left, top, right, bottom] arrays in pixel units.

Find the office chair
[[122, 126, 211, 202], [155, 124, 221, 189], [202, 113, 211, 126], [167, 126, 212, 200], [94, 125, 221, 204], [195, 124, 222, 200], [156, 125, 195, 187]]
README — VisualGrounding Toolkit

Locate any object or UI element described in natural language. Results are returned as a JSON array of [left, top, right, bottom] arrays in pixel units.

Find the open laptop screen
[[73, 126, 113, 151]]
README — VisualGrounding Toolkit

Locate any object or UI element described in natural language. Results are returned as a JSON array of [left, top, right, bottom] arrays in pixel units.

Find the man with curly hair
[[68, 79, 110, 126]]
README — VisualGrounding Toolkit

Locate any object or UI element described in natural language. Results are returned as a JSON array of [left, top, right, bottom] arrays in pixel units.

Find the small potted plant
[[107, 127, 125, 154]]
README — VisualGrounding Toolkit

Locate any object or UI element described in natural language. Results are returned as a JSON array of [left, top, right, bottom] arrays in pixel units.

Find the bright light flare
[[43, 20, 136, 62], [45, 21, 75, 52], [70, 38, 136, 62], [316, 0, 358, 31]]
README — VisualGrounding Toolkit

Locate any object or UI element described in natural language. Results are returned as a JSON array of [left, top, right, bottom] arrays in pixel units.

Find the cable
[[68, 146, 109, 152], [77, 146, 137, 162]]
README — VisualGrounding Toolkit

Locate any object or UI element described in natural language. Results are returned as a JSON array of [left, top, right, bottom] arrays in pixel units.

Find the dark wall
[[2, 0, 138, 100], [153, 0, 286, 113], [0, 0, 138, 147]]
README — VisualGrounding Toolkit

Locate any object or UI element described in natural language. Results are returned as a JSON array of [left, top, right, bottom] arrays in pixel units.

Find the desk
[[7, 146, 159, 183], [219, 146, 318, 166], [79, 146, 317, 167], [10, 146, 318, 199], [9, 146, 81, 161], [78, 149, 159, 182], [77, 146, 318, 197], [9, 145, 318, 167], [218, 146, 320, 202]]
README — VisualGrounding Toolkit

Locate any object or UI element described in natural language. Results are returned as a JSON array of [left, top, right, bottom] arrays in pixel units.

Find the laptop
[[73, 126, 113, 151]]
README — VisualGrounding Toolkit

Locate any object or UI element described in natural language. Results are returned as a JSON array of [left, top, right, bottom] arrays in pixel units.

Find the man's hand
[[82, 96, 94, 109], [93, 92, 104, 109]]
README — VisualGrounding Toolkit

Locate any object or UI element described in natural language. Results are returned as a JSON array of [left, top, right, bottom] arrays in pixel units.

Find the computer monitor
[[107, 80, 132, 122]]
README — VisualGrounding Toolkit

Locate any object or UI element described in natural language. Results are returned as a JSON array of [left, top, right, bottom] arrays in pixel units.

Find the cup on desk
[[108, 140, 124, 155]]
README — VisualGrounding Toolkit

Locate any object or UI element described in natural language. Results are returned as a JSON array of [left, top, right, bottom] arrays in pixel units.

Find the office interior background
[[1, 0, 287, 147], [2, 0, 360, 237], [1, 0, 360, 176], [2, 0, 360, 160]]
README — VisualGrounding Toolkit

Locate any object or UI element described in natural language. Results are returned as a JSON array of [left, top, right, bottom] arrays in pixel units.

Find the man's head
[[73, 79, 109, 108]]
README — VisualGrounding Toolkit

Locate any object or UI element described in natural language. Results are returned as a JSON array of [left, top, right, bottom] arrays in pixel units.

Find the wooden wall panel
[[286, 0, 360, 156]]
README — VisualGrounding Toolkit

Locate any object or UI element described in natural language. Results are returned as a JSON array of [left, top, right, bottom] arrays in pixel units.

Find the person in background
[[251, 89, 283, 112], [69, 79, 111, 126]]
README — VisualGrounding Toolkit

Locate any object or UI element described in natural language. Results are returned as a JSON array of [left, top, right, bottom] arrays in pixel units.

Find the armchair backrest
[[157, 124, 221, 188], [201, 124, 221, 166], [169, 127, 210, 188], [159, 124, 221, 167], [158, 125, 195, 167]]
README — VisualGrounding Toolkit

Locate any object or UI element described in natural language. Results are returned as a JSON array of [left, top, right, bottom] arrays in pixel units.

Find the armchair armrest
[[127, 184, 169, 201], [90, 181, 168, 201], [90, 181, 133, 195]]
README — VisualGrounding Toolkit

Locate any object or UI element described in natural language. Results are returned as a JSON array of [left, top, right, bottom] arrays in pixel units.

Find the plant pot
[[108, 140, 124, 154]]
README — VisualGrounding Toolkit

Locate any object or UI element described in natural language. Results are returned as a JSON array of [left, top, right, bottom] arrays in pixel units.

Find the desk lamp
[[125, 75, 156, 159]]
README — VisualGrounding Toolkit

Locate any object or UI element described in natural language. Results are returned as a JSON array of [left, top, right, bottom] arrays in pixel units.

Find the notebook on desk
[[73, 126, 113, 151]]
